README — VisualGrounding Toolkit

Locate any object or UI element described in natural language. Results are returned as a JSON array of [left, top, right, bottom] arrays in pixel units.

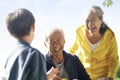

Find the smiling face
[[45, 29, 65, 57], [86, 9, 103, 35]]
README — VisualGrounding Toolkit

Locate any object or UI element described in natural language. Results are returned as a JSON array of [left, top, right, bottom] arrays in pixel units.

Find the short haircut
[[44, 27, 65, 42], [6, 8, 35, 38]]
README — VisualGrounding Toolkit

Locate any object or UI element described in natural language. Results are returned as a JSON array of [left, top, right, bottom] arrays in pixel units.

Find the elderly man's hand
[[47, 67, 61, 80], [51, 75, 62, 80]]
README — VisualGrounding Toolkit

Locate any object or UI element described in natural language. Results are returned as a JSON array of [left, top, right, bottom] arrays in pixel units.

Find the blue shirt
[[5, 40, 47, 80]]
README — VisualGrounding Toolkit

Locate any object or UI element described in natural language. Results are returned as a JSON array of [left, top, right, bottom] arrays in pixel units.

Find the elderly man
[[44, 27, 91, 80]]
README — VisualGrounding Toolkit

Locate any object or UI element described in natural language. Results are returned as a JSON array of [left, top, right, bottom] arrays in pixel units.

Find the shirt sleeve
[[69, 32, 79, 54], [108, 34, 119, 78], [21, 49, 47, 80], [74, 55, 91, 80]]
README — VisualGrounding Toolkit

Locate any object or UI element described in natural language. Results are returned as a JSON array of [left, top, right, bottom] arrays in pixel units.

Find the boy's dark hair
[[6, 8, 35, 38]]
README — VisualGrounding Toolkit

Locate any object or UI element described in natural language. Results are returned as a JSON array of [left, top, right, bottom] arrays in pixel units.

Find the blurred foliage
[[103, 0, 113, 7]]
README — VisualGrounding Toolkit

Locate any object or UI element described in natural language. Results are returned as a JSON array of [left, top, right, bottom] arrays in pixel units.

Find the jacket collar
[[46, 51, 68, 64], [17, 40, 30, 47]]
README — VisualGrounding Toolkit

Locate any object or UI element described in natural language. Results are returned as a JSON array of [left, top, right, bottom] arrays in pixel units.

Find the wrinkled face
[[86, 10, 102, 34], [45, 30, 65, 56]]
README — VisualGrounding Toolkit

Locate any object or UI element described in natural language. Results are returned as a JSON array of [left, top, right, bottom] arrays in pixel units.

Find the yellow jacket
[[69, 24, 119, 80]]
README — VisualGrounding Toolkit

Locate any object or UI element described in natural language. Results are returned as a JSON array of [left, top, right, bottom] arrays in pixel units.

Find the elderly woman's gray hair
[[90, 5, 104, 20]]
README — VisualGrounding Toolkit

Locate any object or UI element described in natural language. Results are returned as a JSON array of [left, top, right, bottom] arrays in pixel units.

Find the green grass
[[115, 78, 120, 80]]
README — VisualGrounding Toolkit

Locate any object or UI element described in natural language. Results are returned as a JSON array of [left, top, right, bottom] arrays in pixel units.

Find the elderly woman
[[69, 5, 119, 80], [44, 27, 91, 80]]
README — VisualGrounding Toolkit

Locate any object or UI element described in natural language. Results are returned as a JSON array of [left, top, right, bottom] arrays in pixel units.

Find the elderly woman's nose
[[88, 22, 94, 27]]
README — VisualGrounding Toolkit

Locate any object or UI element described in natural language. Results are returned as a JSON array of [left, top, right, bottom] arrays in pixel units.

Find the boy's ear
[[31, 24, 35, 31]]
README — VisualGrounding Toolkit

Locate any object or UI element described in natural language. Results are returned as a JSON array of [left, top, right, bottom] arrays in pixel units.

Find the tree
[[103, 0, 113, 7]]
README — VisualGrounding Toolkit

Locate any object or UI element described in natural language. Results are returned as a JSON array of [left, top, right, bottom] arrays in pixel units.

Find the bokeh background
[[0, 0, 120, 78]]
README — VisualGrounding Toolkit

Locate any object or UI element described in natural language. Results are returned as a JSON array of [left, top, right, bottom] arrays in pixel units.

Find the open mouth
[[88, 26, 96, 32], [54, 47, 61, 51]]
